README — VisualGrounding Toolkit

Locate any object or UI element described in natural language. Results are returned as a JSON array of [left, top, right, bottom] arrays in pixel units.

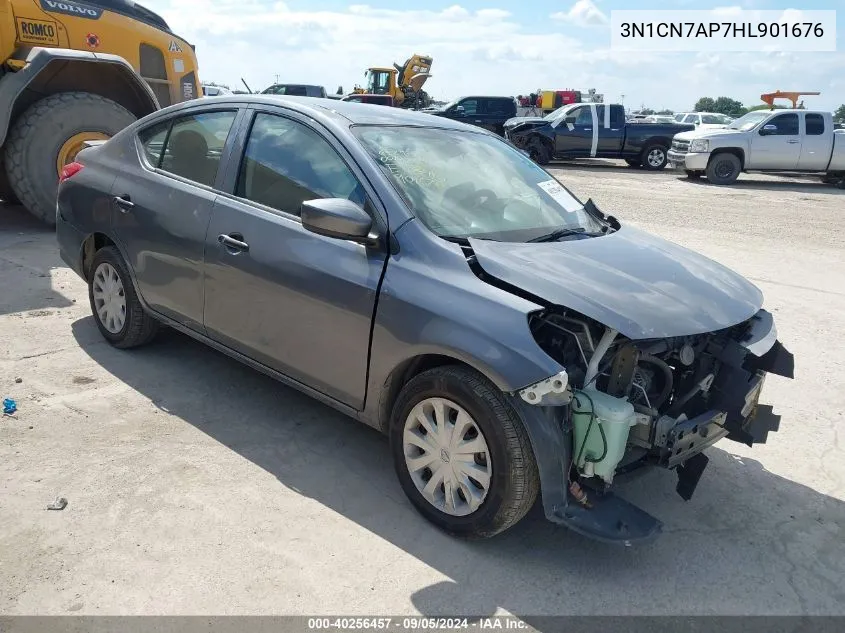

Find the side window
[[156, 110, 238, 187], [138, 120, 171, 167], [235, 113, 365, 217], [768, 113, 799, 135], [573, 107, 593, 126], [805, 113, 825, 135], [485, 99, 509, 115], [610, 106, 625, 127], [459, 99, 478, 115]]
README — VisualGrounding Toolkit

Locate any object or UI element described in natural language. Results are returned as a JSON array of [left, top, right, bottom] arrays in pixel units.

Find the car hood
[[468, 225, 763, 339], [674, 127, 745, 142], [504, 116, 547, 131]]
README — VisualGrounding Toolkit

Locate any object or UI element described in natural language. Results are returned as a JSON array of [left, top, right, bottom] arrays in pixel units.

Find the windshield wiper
[[528, 227, 603, 242]]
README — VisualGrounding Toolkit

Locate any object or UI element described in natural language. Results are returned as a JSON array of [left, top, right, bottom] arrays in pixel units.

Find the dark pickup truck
[[429, 95, 517, 137], [504, 103, 695, 169]]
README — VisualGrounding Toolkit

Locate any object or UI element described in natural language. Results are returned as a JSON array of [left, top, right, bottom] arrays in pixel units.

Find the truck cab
[[668, 109, 845, 185], [431, 96, 517, 136]]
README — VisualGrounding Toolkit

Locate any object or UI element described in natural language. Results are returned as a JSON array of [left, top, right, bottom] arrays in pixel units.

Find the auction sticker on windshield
[[537, 179, 581, 211]]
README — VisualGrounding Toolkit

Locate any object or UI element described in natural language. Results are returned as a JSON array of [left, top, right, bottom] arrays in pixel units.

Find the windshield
[[352, 126, 604, 242], [727, 111, 770, 131], [701, 114, 733, 124]]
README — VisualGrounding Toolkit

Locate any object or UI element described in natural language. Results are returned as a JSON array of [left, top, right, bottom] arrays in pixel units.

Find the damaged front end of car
[[507, 308, 794, 545]]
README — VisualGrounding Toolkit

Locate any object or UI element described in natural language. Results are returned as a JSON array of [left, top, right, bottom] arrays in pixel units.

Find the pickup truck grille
[[671, 139, 690, 153]]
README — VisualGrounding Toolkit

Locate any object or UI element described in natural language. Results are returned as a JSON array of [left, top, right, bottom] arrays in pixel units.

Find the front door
[[203, 110, 388, 408], [111, 108, 240, 331], [749, 112, 801, 169], [553, 105, 594, 157]]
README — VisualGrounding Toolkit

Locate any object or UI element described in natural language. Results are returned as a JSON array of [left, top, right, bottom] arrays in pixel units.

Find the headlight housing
[[689, 139, 710, 153]]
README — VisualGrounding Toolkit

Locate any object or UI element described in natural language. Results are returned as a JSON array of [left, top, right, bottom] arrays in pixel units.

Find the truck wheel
[[528, 139, 551, 165], [390, 365, 539, 539], [625, 158, 641, 168], [640, 144, 668, 170], [705, 152, 741, 185], [0, 155, 20, 205], [4, 92, 136, 225]]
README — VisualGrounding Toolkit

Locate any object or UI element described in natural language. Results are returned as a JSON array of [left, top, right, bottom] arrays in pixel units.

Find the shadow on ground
[[72, 319, 845, 619], [0, 202, 73, 315]]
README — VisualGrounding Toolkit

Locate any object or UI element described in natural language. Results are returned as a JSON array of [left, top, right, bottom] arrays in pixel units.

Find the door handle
[[474, 120, 482, 123], [583, 127, 592, 131], [786, 139, 800, 144], [218, 233, 249, 253], [113, 195, 134, 212]]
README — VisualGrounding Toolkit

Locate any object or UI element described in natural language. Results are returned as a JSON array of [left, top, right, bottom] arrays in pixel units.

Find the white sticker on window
[[173, 58, 184, 73], [537, 179, 581, 211]]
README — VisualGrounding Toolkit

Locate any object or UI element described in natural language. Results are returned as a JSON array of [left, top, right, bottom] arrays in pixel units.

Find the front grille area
[[672, 139, 690, 153]]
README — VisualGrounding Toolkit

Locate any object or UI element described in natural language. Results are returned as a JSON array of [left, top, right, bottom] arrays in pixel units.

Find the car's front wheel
[[88, 246, 159, 349], [705, 152, 742, 185], [390, 366, 539, 538]]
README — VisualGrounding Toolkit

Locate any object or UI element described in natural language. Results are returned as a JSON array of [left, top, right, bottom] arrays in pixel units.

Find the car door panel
[[202, 110, 388, 408], [749, 112, 801, 169], [110, 108, 243, 331], [554, 105, 593, 156], [797, 113, 833, 171], [596, 105, 625, 155]]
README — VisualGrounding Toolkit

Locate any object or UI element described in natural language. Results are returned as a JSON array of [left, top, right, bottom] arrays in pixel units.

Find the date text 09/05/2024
[[308, 618, 528, 630]]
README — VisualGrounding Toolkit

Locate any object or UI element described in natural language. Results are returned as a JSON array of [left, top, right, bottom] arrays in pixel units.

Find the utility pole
[[275, 73, 280, 84]]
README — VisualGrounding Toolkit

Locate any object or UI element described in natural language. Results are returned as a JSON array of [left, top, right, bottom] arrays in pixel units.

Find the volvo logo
[[40, 0, 103, 20]]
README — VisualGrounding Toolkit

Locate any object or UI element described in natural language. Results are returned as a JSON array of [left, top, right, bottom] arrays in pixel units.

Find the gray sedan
[[56, 95, 793, 544]]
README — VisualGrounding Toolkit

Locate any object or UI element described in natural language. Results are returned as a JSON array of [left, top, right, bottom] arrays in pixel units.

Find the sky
[[144, 0, 844, 112]]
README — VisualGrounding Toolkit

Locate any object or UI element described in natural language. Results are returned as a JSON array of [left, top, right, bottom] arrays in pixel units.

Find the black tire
[[88, 246, 159, 349], [684, 170, 703, 179], [640, 144, 669, 171], [625, 158, 641, 168], [528, 139, 551, 165], [4, 92, 136, 225], [705, 152, 742, 185], [389, 365, 539, 539], [0, 155, 20, 205]]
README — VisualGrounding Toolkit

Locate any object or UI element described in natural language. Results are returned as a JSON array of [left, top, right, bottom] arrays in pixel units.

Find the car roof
[[158, 94, 483, 132]]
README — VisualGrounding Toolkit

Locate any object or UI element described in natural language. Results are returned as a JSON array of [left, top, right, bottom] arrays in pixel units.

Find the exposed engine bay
[[522, 308, 795, 508]]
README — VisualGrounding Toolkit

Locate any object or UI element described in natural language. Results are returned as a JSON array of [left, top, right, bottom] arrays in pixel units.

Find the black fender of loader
[[0, 47, 160, 147]]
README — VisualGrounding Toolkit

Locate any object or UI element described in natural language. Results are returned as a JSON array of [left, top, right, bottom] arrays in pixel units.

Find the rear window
[[806, 114, 825, 135]]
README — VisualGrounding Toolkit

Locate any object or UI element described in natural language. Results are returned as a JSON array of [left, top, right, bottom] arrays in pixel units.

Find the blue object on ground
[[3, 398, 16, 415]]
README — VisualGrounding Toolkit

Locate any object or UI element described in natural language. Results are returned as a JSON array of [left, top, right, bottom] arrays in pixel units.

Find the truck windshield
[[727, 111, 771, 131], [352, 125, 604, 242]]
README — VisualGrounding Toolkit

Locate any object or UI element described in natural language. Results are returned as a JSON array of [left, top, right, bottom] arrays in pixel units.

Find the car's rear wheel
[[705, 152, 742, 185], [640, 144, 669, 170], [88, 246, 159, 349], [4, 92, 136, 225], [390, 365, 539, 538]]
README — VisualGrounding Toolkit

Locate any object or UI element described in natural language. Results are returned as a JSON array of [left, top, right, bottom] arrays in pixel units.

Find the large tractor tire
[[4, 92, 136, 225], [0, 155, 20, 205]]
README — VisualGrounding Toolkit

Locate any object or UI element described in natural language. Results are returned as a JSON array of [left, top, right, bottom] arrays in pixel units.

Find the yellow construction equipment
[[760, 90, 820, 109], [0, 0, 201, 223], [353, 54, 432, 109]]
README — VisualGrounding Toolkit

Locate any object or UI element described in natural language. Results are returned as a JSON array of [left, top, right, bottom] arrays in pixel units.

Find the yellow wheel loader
[[0, 0, 201, 224], [353, 54, 432, 109]]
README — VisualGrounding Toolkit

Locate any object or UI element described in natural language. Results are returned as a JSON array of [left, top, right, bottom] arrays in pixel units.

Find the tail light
[[59, 162, 83, 183]]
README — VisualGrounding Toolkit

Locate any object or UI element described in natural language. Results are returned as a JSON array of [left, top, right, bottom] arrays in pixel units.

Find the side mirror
[[759, 124, 777, 135], [455, 105, 466, 115], [301, 198, 376, 245]]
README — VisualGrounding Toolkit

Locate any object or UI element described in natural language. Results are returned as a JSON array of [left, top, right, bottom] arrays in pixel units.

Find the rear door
[[596, 105, 625, 155], [797, 113, 833, 170], [202, 108, 388, 408], [483, 98, 516, 136], [111, 107, 243, 331], [749, 112, 801, 169]]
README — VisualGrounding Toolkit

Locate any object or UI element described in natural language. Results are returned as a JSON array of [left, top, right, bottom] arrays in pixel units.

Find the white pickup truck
[[667, 109, 845, 186]]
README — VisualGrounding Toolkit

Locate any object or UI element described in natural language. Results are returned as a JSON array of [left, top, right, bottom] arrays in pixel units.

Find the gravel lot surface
[[1, 161, 843, 617]]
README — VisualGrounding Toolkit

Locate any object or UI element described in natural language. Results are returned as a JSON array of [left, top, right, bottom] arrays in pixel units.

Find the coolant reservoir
[[571, 389, 637, 484]]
